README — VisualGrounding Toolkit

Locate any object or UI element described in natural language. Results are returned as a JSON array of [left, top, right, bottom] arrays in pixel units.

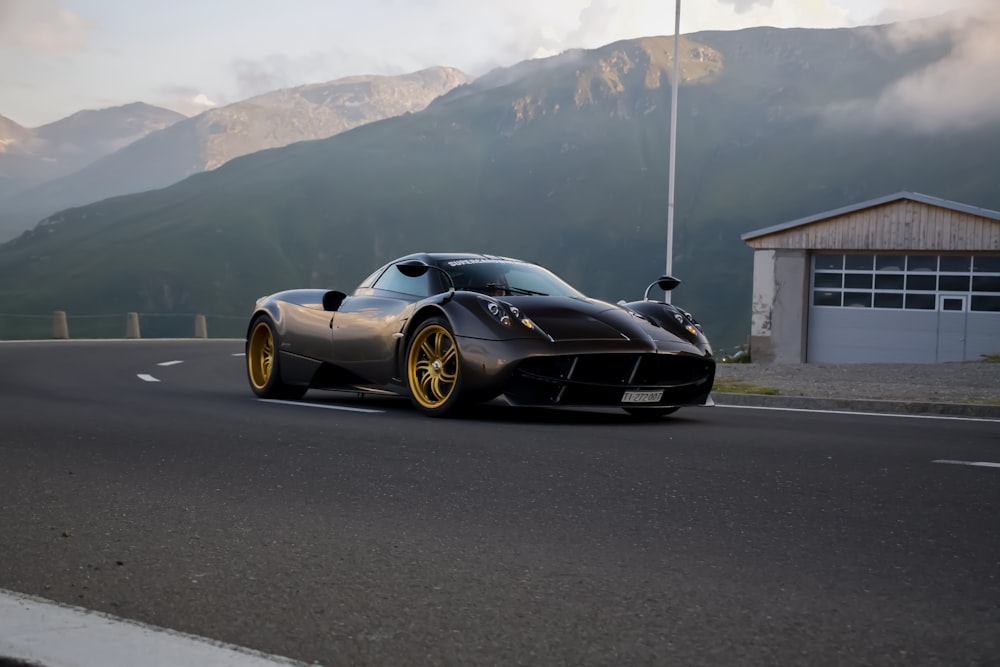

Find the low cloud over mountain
[[825, 1, 1000, 133]]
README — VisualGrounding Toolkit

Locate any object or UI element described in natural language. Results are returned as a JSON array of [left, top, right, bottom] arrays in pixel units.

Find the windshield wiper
[[507, 286, 547, 296], [461, 285, 548, 296]]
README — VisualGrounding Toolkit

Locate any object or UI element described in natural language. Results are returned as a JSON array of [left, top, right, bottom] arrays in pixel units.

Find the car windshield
[[437, 258, 583, 298]]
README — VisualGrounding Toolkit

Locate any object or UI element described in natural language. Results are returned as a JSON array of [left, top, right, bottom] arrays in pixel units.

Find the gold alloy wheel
[[407, 323, 459, 409], [247, 320, 275, 391]]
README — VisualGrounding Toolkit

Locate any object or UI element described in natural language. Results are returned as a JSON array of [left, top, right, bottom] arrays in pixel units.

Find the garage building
[[742, 192, 1000, 364]]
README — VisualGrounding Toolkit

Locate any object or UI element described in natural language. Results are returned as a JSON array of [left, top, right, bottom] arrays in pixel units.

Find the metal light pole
[[665, 0, 681, 303]]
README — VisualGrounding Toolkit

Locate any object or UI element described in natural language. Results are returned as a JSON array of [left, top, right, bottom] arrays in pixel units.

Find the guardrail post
[[194, 314, 207, 339], [53, 311, 69, 339], [125, 312, 141, 339]]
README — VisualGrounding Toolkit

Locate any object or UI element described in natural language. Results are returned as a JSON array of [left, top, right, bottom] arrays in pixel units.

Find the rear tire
[[246, 316, 308, 400]]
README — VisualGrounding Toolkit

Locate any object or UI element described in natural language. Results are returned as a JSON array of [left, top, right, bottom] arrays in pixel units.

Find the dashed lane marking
[[157, 360, 184, 366], [933, 460, 1000, 469], [0, 588, 315, 667], [257, 398, 384, 414], [136, 374, 160, 383]]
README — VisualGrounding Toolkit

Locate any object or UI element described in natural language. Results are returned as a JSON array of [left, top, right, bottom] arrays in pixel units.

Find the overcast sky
[[0, 0, 988, 127]]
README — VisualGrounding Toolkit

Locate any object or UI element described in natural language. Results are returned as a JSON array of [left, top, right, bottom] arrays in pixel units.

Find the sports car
[[246, 253, 715, 418]]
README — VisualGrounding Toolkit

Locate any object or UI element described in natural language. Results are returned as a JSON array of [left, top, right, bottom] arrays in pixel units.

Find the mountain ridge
[[0, 67, 470, 242], [0, 103, 185, 199]]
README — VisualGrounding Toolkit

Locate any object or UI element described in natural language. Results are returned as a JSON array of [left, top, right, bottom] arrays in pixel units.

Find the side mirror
[[643, 275, 681, 301]]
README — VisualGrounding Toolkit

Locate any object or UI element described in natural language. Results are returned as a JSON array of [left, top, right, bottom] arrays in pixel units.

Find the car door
[[329, 266, 434, 384]]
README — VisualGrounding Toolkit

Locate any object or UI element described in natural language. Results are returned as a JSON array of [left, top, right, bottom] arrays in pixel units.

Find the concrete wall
[[750, 249, 809, 363]]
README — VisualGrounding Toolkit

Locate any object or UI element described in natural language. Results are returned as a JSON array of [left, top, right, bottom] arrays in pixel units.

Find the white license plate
[[622, 390, 664, 404]]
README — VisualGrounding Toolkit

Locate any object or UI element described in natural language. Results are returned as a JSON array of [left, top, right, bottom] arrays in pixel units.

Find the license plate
[[622, 390, 664, 404]]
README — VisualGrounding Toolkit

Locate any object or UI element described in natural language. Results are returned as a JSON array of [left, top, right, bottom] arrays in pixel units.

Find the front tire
[[246, 316, 308, 400], [406, 317, 463, 417]]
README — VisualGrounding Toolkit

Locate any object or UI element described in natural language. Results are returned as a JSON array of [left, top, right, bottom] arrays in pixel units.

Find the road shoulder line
[[0, 588, 314, 667]]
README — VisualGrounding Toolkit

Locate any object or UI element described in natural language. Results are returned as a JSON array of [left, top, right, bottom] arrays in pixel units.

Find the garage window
[[812, 253, 1000, 312], [973, 295, 1000, 311], [973, 275, 1000, 292], [874, 293, 904, 308], [975, 256, 1000, 272]]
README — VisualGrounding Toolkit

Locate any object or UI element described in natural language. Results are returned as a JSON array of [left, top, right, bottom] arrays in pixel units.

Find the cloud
[[825, 0, 1000, 133], [233, 57, 294, 98], [718, 0, 776, 14], [232, 52, 362, 99], [209, 0, 858, 103], [866, 0, 982, 24], [566, 0, 620, 45], [450, 0, 853, 76], [529, 0, 852, 52], [0, 0, 90, 53], [229, 48, 407, 100], [154, 85, 219, 117], [191, 93, 217, 108]]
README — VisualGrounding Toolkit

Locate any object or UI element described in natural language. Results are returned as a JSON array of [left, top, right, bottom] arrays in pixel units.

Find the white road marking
[[136, 374, 160, 383], [233, 353, 246, 357], [716, 404, 1000, 423], [157, 360, 184, 366], [933, 460, 1000, 469], [0, 588, 314, 667], [257, 398, 383, 413]]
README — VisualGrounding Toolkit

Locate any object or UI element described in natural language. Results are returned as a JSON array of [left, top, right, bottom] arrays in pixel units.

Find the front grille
[[516, 353, 711, 387], [633, 354, 710, 385], [506, 353, 715, 407]]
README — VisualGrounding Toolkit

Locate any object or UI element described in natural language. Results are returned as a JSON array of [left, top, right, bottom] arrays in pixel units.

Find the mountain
[[1, 18, 997, 348], [0, 67, 470, 242], [33, 102, 186, 162], [0, 114, 37, 198], [0, 114, 32, 146], [0, 103, 185, 199]]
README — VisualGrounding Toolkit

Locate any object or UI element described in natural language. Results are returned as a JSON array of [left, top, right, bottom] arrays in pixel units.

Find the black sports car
[[246, 253, 715, 418]]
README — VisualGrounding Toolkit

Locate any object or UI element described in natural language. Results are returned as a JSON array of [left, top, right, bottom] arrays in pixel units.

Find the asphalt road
[[1, 340, 998, 666]]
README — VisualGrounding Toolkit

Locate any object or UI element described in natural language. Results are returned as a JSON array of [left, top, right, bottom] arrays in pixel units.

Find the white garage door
[[807, 253, 1000, 363]]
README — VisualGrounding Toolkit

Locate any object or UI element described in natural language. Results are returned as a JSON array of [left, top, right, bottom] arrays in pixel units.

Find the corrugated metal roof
[[741, 192, 1000, 242]]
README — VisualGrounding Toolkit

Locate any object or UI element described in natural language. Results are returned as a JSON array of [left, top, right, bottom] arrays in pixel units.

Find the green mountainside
[[1, 21, 998, 348]]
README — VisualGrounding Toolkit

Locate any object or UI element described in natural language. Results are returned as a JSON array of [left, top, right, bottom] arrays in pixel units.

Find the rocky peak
[[489, 36, 723, 131], [183, 66, 471, 170], [33, 102, 186, 152], [0, 114, 32, 152]]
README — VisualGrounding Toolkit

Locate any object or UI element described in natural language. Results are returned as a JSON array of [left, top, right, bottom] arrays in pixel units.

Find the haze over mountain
[[0, 114, 37, 197], [0, 67, 470, 243], [1, 13, 997, 347], [0, 103, 184, 199], [0, 114, 32, 147]]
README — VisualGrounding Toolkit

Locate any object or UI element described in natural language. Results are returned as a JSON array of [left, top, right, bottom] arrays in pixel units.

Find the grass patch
[[713, 379, 780, 395], [981, 354, 1000, 363]]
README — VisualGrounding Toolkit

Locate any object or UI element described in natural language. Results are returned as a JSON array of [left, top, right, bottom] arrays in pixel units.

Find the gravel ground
[[714, 361, 1000, 405]]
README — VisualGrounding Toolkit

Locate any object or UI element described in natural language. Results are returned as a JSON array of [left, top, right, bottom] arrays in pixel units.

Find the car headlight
[[480, 297, 534, 329]]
